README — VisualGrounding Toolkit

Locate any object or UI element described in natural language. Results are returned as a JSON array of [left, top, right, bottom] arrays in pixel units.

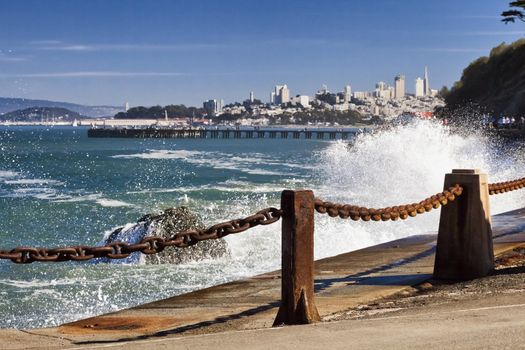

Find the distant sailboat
[[72, 119, 78, 127]]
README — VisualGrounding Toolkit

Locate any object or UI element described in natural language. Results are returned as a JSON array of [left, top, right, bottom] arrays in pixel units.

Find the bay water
[[1, 121, 524, 328]]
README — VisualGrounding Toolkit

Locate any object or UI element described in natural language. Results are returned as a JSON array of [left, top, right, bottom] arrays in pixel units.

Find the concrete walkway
[[64, 293, 525, 350], [2, 208, 525, 349]]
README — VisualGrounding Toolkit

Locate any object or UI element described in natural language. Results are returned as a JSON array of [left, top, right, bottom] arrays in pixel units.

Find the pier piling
[[273, 190, 320, 326], [433, 169, 494, 281]]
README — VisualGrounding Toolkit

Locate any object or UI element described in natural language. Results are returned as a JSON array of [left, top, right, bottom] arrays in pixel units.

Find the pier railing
[[0, 169, 523, 326], [87, 127, 360, 140]]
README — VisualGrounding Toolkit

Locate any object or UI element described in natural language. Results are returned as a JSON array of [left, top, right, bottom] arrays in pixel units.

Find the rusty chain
[[314, 184, 464, 221], [488, 177, 525, 195], [4, 174, 524, 264], [0, 207, 282, 264]]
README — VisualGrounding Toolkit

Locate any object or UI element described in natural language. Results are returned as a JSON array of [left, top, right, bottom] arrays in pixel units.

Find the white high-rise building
[[294, 95, 310, 107], [344, 85, 352, 103], [281, 85, 290, 104], [272, 84, 290, 105], [415, 78, 425, 97], [394, 75, 405, 99], [376, 81, 387, 91], [125, 102, 129, 112], [203, 99, 223, 117], [353, 91, 367, 100], [424, 66, 430, 96], [249, 91, 254, 103]]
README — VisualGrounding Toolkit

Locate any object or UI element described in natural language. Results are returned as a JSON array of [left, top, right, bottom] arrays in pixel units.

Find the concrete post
[[433, 169, 494, 281], [273, 190, 321, 326]]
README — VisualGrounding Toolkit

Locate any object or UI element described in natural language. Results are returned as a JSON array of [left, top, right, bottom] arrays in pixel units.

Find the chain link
[[314, 184, 463, 221], [0, 207, 282, 264], [488, 177, 525, 195]]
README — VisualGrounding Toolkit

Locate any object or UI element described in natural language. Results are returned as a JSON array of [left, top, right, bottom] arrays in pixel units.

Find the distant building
[[125, 102, 129, 112], [296, 95, 310, 107], [376, 81, 387, 91], [394, 75, 405, 99], [203, 99, 223, 117], [272, 84, 290, 105], [353, 91, 368, 100], [344, 85, 352, 103], [424, 66, 430, 96], [415, 78, 425, 97], [249, 91, 254, 103], [318, 84, 329, 95]]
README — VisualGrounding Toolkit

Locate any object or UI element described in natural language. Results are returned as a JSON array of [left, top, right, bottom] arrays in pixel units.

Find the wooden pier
[[87, 127, 360, 140]]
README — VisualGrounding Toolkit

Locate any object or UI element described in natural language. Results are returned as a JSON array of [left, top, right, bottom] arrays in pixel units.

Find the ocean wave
[[4, 179, 64, 186], [111, 149, 204, 159], [0, 170, 19, 180], [53, 193, 134, 207], [111, 148, 304, 177]]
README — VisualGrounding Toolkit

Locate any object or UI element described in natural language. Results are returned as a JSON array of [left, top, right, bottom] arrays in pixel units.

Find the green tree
[[502, 1, 525, 23]]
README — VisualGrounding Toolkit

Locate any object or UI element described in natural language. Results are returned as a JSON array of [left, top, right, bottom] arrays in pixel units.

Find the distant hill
[[115, 104, 205, 119], [0, 107, 85, 122], [445, 39, 525, 117], [0, 97, 123, 118]]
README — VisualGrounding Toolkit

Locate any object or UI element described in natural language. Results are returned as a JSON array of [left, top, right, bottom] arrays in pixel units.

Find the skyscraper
[[424, 66, 430, 96], [415, 78, 424, 97], [280, 85, 290, 104], [394, 75, 405, 99], [272, 84, 290, 105], [376, 81, 387, 91], [203, 99, 223, 117], [249, 91, 254, 103], [344, 85, 352, 103]]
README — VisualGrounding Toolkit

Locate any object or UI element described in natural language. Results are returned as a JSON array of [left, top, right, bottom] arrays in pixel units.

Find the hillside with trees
[[444, 39, 525, 118], [0, 107, 85, 121], [114, 105, 205, 119]]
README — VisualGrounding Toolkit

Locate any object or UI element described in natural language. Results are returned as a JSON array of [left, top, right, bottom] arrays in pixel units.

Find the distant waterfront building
[[374, 82, 392, 100], [415, 78, 425, 97], [125, 102, 129, 112], [297, 95, 310, 107], [250, 91, 254, 103], [203, 99, 224, 117], [353, 91, 367, 100], [388, 86, 395, 99], [271, 84, 290, 105], [424, 66, 430, 96], [376, 81, 387, 91], [344, 85, 352, 103], [394, 75, 405, 99]]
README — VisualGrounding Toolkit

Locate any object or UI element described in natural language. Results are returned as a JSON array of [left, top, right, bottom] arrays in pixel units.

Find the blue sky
[[0, 0, 523, 107]]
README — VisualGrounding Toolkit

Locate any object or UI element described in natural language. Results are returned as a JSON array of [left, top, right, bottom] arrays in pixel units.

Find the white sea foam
[[4, 187, 67, 200], [111, 149, 203, 159], [111, 149, 301, 177], [220, 120, 525, 273], [53, 193, 134, 207], [4, 179, 64, 185], [0, 170, 19, 180]]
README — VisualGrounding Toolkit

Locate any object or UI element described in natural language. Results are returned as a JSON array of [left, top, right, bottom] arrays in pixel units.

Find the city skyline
[[205, 66, 433, 109], [0, 0, 523, 106]]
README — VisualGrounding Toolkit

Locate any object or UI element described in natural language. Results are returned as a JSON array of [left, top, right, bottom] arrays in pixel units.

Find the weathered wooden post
[[433, 169, 494, 281], [273, 190, 320, 326]]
